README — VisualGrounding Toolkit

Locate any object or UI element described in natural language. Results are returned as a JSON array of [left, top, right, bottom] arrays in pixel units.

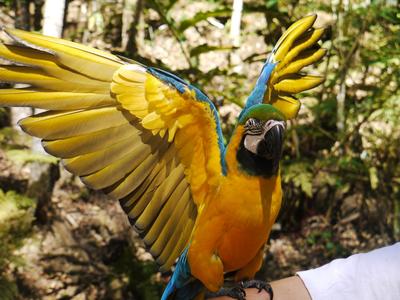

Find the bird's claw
[[240, 279, 273, 298], [205, 286, 246, 300]]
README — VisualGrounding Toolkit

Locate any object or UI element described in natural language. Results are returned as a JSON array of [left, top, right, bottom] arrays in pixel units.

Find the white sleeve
[[296, 242, 400, 300]]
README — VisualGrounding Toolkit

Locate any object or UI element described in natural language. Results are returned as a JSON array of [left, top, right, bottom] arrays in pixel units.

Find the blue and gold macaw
[[0, 15, 325, 299]]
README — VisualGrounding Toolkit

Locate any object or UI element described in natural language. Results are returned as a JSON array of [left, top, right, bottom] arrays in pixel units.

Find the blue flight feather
[[161, 248, 203, 300], [147, 67, 227, 174]]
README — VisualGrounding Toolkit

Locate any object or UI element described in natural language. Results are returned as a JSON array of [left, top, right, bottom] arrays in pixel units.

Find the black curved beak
[[239, 120, 286, 177], [243, 120, 285, 160], [256, 122, 285, 160]]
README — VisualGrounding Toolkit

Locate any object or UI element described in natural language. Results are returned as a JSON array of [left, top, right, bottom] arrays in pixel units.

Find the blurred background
[[0, 0, 398, 299]]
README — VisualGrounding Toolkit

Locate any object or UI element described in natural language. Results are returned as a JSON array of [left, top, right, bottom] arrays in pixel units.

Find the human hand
[[208, 276, 310, 300], [207, 288, 270, 300]]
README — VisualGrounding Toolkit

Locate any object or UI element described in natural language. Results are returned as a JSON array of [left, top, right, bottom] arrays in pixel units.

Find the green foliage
[[0, 190, 36, 265], [5, 149, 59, 166], [110, 245, 163, 300], [0, 189, 36, 298], [177, 8, 231, 32], [0, 0, 13, 8], [189, 44, 234, 58], [282, 162, 313, 197], [0, 127, 31, 149], [0, 277, 17, 300], [0, 107, 9, 127], [306, 229, 350, 258]]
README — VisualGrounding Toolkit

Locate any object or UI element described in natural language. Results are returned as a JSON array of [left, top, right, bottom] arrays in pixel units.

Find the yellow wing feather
[[4, 28, 121, 81], [111, 64, 224, 208], [265, 15, 326, 119], [0, 44, 111, 89], [0, 88, 114, 110], [0, 28, 224, 270]]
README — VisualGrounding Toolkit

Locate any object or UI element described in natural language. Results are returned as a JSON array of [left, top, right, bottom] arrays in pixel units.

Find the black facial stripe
[[245, 128, 264, 135], [238, 120, 285, 177], [237, 136, 280, 178]]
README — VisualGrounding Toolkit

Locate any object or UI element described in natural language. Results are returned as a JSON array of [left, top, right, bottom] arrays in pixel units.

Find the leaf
[[189, 44, 234, 57], [0, 189, 36, 279], [5, 149, 58, 165], [379, 7, 400, 24], [266, 0, 278, 9], [165, 0, 180, 12], [177, 8, 232, 32], [147, 0, 179, 14], [0, 277, 17, 300], [283, 162, 313, 197], [369, 167, 379, 190]]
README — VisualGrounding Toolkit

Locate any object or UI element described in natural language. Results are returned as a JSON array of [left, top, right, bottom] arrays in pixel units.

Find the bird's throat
[[236, 136, 280, 178], [225, 126, 280, 178]]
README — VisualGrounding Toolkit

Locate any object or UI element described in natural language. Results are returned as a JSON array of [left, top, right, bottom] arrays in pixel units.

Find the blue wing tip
[[161, 280, 175, 300], [161, 248, 191, 300], [243, 61, 278, 110]]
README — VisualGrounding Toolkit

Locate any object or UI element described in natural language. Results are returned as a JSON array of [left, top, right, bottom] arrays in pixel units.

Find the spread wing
[[245, 15, 326, 119], [0, 28, 225, 270]]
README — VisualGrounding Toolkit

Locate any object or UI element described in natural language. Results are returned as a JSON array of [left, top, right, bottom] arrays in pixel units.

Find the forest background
[[0, 0, 398, 299]]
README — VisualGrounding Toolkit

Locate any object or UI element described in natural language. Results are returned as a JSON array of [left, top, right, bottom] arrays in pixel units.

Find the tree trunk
[[33, 0, 44, 31], [230, 0, 243, 47], [335, 0, 349, 137], [42, 0, 66, 37], [14, 0, 31, 30], [122, 0, 143, 57]]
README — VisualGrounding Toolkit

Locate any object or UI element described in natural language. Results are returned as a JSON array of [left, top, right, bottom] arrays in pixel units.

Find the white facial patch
[[243, 120, 285, 155], [264, 120, 286, 132], [244, 134, 264, 154]]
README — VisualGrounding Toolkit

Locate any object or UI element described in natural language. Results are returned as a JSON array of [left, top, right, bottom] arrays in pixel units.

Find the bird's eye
[[248, 118, 256, 127], [244, 118, 264, 135], [244, 118, 256, 129]]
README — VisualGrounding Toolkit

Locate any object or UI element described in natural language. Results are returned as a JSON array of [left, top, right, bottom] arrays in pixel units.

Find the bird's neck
[[225, 125, 246, 175], [224, 127, 282, 220]]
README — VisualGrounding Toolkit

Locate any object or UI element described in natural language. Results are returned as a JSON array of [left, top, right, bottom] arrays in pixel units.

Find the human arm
[[210, 275, 311, 300], [211, 242, 400, 300]]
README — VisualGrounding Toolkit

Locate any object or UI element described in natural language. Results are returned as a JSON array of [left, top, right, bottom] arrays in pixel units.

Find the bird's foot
[[240, 280, 273, 299], [205, 285, 246, 300]]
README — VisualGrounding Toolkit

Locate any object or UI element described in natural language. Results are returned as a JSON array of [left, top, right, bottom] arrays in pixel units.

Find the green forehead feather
[[238, 104, 286, 124]]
